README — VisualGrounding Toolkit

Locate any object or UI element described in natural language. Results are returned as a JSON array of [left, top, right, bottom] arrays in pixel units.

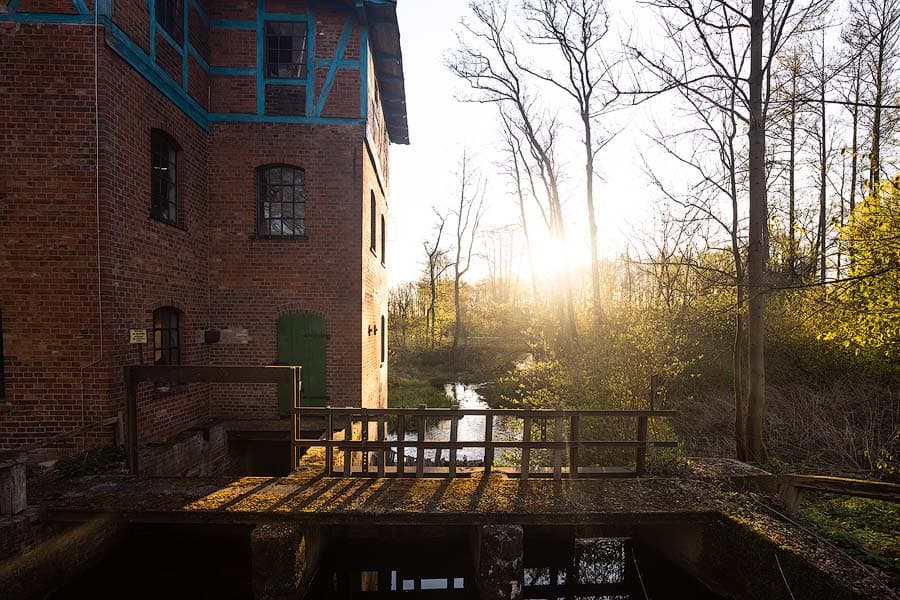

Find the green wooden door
[[277, 313, 327, 415]]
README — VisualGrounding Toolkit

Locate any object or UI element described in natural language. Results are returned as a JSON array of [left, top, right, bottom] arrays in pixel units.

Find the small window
[[0, 308, 5, 401], [265, 21, 308, 79], [380, 315, 385, 364], [155, 0, 183, 44], [257, 165, 306, 237], [150, 130, 179, 226], [381, 214, 386, 265], [153, 307, 181, 365], [370, 192, 377, 253]]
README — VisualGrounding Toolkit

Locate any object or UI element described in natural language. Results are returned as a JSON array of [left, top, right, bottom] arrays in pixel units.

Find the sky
[[386, 0, 664, 287]]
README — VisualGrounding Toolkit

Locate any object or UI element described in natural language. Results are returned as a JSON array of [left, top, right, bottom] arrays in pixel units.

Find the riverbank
[[388, 345, 523, 409]]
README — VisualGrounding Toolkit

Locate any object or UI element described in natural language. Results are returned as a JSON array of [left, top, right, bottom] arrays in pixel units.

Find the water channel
[[52, 525, 727, 599], [387, 383, 519, 466]]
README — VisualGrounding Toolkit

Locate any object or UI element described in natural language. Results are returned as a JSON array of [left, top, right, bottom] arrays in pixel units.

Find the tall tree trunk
[[818, 34, 828, 283], [788, 71, 797, 279], [746, 0, 768, 463], [729, 122, 747, 461], [584, 113, 603, 321], [871, 41, 885, 193]]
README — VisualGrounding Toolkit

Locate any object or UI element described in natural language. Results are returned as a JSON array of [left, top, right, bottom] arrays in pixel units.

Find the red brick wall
[[99, 42, 213, 444], [1, 3, 394, 451], [0, 24, 105, 450], [112, 0, 151, 54], [16, 0, 77, 14], [207, 123, 365, 417], [362, 144, 388, 411]]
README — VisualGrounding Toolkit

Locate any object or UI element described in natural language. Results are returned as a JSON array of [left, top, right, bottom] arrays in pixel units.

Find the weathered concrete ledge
[[30, 471, 721, 527], [18, 460, 897, 599], [251, 523, 321, 600], [0, 515, 121, 598]]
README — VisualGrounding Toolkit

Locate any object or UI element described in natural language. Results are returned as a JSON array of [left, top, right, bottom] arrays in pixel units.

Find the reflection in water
[[52, 527, 724, 600], [387, 383, 519, 465], [310, 533, 724, 599]]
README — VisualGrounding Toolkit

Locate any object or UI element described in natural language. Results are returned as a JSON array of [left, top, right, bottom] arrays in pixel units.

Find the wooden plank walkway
[[30, 472, 719, 527]]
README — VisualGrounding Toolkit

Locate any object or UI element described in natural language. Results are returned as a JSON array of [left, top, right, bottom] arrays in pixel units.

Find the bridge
[[1, 366, 897, 599]]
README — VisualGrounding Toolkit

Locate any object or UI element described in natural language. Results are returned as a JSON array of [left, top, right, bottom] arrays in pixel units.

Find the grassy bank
[[800, 493, 899, 583], [388, 378, 451, 408]]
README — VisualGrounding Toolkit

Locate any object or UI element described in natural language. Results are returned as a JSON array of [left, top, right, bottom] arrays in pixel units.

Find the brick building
[[0, 0, 408, 455]]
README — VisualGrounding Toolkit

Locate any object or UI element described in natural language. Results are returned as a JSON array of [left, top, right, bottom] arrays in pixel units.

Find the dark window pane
[[152, 307, 181, 366], [257, 166, 305, 237], [264, 21, 308, 79], [151, 130, 179, 226], [155, 0, 183, 44]]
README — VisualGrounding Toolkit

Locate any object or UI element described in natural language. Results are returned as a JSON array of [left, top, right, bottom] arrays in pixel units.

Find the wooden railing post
[[361, 409, 369, 475], [343, 415, 352, 477], [449, 414, 458, 479], [376, 413, 385, 478], [290, 366, 302, 470], [635, 415, 649, 476], [124, 366, 139, 475], [325, 412, 333, 476], [553, 417, 563, 480], [397, 414, 406, 476], [484, 414, 494, 474], [416, 405, 426, 478], [521, 417, 531, 481], [569, 414, 580, 479]]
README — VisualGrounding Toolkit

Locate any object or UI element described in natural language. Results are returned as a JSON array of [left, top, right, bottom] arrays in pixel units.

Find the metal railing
[[293, 407, 678, 479]]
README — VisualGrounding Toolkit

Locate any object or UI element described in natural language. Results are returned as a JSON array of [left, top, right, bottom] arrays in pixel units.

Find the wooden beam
[[126, 365, 300, 385]]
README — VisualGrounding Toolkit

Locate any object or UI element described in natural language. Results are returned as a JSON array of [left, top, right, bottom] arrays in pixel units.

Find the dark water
[[52, 525, 723, 600], [49, 524, 254, 600]]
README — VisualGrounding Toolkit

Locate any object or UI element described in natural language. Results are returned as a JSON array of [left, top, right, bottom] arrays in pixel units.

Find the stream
[[387, 382, 518, 465]]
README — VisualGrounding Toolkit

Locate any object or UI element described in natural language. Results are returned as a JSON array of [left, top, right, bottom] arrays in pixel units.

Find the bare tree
[[847, 0, 900, 193], [450, 151, 486, 351], [632, 0, 830, 461], [521, 0, 620, 320], [449, 0, 578, 341], [388, 282, 422, 351], [499, 111, 541, 297], [424, 214, 452, 350]]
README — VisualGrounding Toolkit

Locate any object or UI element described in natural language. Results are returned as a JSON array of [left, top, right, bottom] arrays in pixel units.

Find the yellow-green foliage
[[818, 182, 900, 363]]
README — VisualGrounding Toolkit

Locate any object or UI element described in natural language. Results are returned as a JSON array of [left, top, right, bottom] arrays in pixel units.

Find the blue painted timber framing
[[315, 19, 354, 116], [104, 19, 210, 129], [182, 0, 189, 89], [2, 0, 373, 131], [210, 19, 255, 30], [188, 0, 208, 24], [360, 23, 369, 121]]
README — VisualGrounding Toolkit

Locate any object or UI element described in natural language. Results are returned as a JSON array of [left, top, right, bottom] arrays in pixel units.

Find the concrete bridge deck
[[12, 460, 897, 599], [31, 470, 721, 527]]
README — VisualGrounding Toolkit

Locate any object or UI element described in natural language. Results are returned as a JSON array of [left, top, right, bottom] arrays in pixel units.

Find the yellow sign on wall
[[129, 329, 148, 344]]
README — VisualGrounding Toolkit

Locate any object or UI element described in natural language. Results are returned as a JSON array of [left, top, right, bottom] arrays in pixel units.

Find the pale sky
[[387, 0, 664, 287]]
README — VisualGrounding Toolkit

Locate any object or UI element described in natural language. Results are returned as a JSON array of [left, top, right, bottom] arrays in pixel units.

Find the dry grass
[[671, 379, 899, 475]]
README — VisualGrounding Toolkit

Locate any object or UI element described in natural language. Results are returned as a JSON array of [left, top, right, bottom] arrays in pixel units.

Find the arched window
[[370, 191, 377, 253], [153, 307, 181, 365], [151, 130, 179, 226], [257, 165, 305, 237], [381, 214, 386, 266]]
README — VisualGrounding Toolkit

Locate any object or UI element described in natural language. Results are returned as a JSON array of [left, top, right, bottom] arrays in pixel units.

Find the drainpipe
[[79, 1, 105, 451]]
